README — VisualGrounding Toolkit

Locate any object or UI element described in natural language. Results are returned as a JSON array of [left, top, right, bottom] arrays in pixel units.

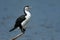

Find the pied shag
[[9, 5, 31, 34]]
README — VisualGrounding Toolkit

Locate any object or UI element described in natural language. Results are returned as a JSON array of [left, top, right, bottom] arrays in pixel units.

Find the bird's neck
[[24, 10, 31, 16]]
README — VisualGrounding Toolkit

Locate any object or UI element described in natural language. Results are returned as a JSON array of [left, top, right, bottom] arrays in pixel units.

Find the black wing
[[15, 15, 26, 26], [9, 15, 26, 32]]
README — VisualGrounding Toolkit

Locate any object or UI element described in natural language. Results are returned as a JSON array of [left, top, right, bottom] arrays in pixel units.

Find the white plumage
[[21, 10, 31, 28]]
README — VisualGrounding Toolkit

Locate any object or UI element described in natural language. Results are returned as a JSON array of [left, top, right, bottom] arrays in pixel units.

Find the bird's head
[[24, 5, 30, 11]]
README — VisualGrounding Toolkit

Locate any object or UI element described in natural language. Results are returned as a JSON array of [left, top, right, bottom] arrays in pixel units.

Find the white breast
[[21, 10, 31, 28]]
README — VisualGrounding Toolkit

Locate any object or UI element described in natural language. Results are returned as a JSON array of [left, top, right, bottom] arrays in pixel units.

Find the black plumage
[[9, 15, 26, 33]]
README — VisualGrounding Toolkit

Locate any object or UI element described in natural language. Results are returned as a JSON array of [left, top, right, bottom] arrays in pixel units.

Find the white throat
[[21, 10, 31, 28], [25, 10, 31, 17]]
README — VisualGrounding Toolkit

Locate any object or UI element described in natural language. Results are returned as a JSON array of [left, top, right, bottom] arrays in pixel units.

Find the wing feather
[[15, 15, 26, 25]]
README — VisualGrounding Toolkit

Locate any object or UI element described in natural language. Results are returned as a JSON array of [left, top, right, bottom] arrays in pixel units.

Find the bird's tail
[[9, 27, 17, 32]]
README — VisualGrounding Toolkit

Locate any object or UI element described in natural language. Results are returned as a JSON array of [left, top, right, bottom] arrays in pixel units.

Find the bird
[[9, 5, 31, 34]]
